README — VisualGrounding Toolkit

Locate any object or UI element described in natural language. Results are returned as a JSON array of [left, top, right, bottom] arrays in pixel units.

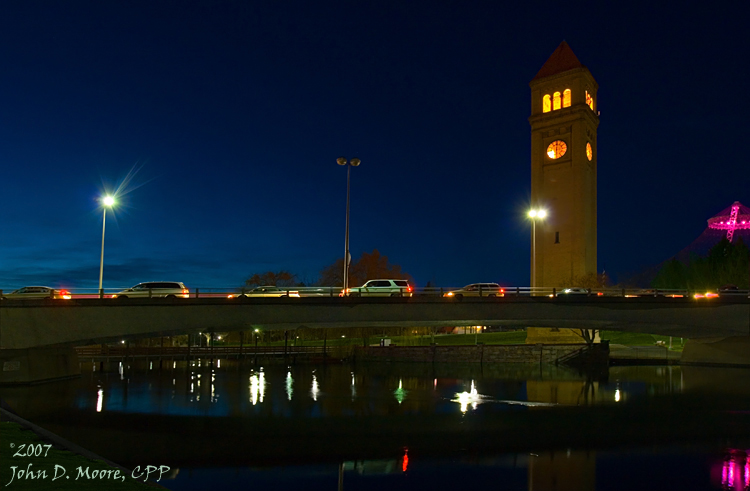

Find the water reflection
[[3, 361, 750, 490], [394, 378, 406, 404], [285, 370, 293, 401], [720, 449, 750, 490], [311, 372, 319, 401], [249, 369, 266, 405], [452, 380, 487, 413]]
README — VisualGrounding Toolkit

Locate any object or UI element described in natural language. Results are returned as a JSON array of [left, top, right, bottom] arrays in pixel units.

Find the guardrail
[[0, 286, 746, 300]]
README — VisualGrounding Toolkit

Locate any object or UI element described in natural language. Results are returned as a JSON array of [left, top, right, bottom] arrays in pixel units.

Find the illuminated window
[[546, 140, 567, 159], [585, 91, 594, 111], [553, 92, 561, 110], [586, 142, 592, 161], [543, 94, 551, 113], [562, 89, 571, 108]]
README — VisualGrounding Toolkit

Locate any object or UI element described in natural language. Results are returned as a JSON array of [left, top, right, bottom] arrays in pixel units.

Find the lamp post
[[528, 208, 547, 291], [337, 157, 361, 294], [98, 195, 116, 297]]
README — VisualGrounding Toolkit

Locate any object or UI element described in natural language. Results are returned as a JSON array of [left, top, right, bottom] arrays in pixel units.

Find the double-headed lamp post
[[528, 208, 547, 290], [337, 157, 361, 294], [99, 195, 116, 296]]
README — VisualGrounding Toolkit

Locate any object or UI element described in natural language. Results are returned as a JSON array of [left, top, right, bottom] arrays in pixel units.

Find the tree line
[[651, 237, 750, 290]]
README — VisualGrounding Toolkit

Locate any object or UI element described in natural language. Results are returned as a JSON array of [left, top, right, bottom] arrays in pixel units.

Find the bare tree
[[318, 249, 412, 287]]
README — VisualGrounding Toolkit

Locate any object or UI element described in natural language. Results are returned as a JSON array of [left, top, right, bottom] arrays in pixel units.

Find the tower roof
[[532, 41, 585, 81]]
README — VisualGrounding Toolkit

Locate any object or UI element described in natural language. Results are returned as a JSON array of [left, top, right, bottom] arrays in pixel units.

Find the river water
[[3, 358, 750, 490]]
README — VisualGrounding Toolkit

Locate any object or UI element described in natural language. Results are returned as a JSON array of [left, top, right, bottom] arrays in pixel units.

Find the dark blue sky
[[1, 1, 748, 291]]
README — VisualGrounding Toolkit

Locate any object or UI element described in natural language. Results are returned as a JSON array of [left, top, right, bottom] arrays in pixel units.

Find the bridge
[[2, 290, 749, 383]]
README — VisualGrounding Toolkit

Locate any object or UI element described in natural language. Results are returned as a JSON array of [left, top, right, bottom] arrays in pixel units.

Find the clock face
[[586, 142, 593, 161], [546, 140, 567, 159]]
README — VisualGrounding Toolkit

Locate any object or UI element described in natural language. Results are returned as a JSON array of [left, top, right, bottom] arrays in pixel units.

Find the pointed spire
[[532, 41, 584, 81]]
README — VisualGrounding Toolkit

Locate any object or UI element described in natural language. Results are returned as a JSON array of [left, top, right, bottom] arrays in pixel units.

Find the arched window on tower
[[585, 90, 595, 111], [563, 89, 571, 108], [553, 92, 561, 110], [543, 94, 551, 113]]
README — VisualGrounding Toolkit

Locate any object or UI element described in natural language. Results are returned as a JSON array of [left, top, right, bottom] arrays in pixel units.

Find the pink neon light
[[727, 204, 740, 243], [707, 202, 750, 239]]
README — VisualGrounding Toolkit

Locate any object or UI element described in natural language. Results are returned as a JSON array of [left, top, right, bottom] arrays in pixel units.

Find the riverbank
[[0, 402, 166, 490]]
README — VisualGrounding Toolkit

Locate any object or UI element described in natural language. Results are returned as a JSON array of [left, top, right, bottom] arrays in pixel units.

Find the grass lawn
[[0, 422, 158, 490]]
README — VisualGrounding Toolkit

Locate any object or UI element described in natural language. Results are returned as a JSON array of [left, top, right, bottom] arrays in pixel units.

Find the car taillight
[[182, 289, 189, 298], [407, 286, 412, 292], [60, 290, 71, 299]]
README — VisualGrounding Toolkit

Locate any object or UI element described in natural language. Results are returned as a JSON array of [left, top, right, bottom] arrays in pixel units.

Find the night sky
[[2, 1, 749, 291]]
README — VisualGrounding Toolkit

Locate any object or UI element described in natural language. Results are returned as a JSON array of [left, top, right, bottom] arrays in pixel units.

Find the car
[[112, 281, 189, 299], [1, 286, 71, 300], [229, 286, 300, 298], [557, 287, 590, 296], [444, 283, 504, 299], [342, 279, 413, 297]]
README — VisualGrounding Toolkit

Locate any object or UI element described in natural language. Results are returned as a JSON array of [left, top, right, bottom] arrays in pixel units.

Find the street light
[[98, 195, 116, 297], [528, 208, 547, 290], [337, 157, 361, 294]]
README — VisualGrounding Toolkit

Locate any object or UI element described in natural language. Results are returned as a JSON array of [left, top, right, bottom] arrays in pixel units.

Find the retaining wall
[[355, 343, 599, 364]]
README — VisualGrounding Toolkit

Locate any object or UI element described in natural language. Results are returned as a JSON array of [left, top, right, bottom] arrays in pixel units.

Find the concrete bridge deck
[[1, 295, 748, 350]]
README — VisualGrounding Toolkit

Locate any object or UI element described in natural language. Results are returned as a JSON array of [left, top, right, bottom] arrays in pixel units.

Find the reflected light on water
[[453, 380, 484, 413], [615, 389, 621, 402], [311, 374, 319, 401], [249, 370, 266, 405], [720, 449, 750, 490], [394, 379, 406, 404], [96, 388, 103, 413], [351, 372, 357, 400], [286, 371, 294, 401]]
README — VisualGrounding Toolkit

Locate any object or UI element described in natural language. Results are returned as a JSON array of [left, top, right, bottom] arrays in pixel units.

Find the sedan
[[2, 286, 71, 300], [230, 286, 300, 298], [557, 287, 590, 296], [444, 283, 505, 299]]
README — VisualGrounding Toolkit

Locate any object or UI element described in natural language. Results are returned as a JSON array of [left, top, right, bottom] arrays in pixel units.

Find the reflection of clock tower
[[529, 41, 598, 288]]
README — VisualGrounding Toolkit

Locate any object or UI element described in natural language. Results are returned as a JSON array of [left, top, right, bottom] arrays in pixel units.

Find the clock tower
[[529, 41, 599, 289]]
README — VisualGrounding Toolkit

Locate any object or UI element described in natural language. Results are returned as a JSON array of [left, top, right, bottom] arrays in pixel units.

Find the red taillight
[[182, 289, 189, 298], [500, 288, 505, 293], [60, 290, 71, 299], [407, 286, 412, 292]]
